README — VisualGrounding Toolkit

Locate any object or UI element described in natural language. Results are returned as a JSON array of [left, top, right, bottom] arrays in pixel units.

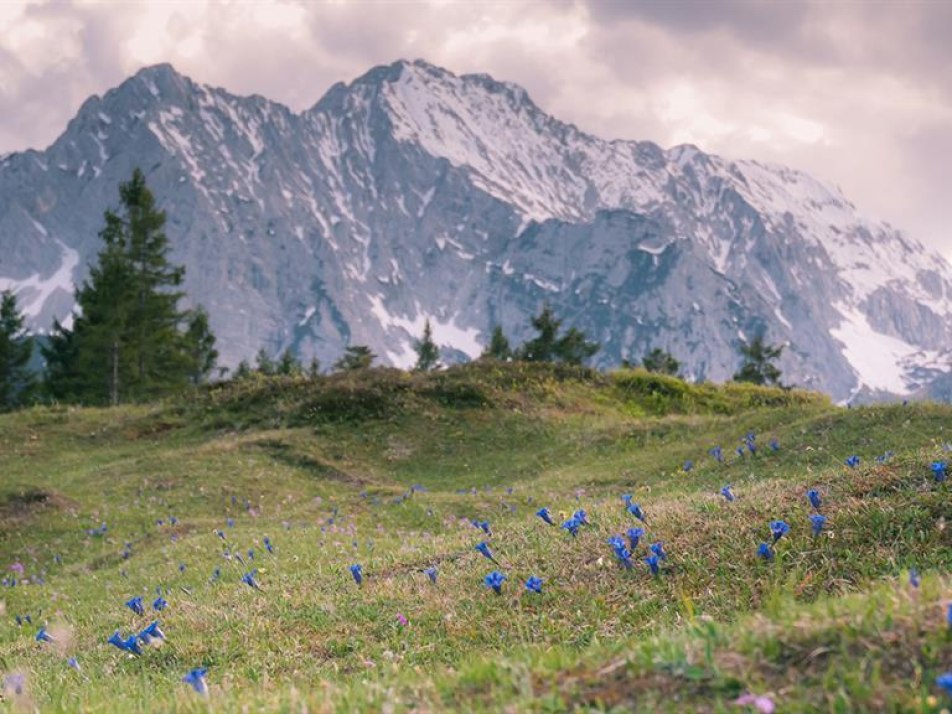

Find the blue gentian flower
[[644, 554, 660, 575], [757, 543, 774, 561], [769, 520, 790, 542], [807, 489, 822, 510], [683, 460, 693, 472], [536, 507, 554, 525], [622, 493, 633, 506], [66, 657, 80, 672], [247, 549, 254, 561], [525, 576, 543, 594], [476, 520, 492, 535], [845, 455, 860, 468], [746, 439, 757, 455], [736, 445, 745, 458], [626, 527, 644, 550], [573, 509, 589, 525], [650, 542, 667, 560], [215, 529, 226, 540], [561, 516, 581, 537], [627, 503, 646, 522], [475, 541, 498, 563], [264, 537, 274, 553], [810, 513, 826, 536], [241, 571, 261, 590], [769, 438, 780, 452], [138, 621, 166, 645], [35, 626, 55, 643], [182, 667, 209, 695], [226, 518, 235, 528], [126, 596, 144, 615], [909, 569, 920, 588], [947, 603, 952, 629], [179, 563, 187, 573], [709, 446, 723, 463], [424, 566, 438, 584], [484, 570, 506, 594], [937, 672, 952, 696], [153, 596, 168, 611], [931, 461, 947, 482], [349, 564, 362, 586], [108, 631, 143, 655], [211, 567, 221, 582], [720, 485, 735, 502]]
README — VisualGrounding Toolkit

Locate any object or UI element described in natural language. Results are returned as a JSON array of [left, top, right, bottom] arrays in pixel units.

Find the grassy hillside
[[0, 364, 950, 712]]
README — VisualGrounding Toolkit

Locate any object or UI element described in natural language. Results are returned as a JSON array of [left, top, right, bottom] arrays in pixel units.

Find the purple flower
[[572, 509, 589, 525], [35, 627, 55, 643], [757, 543, 774, 561], [395, 612, 408, 627], [734, 693, 775, 713], [626, 527, 644, 550], [683, 460, 693, 472], [536, 507, 554, 525], [845, 455, 860, 468], [649, 542, 667, 560], [424, 566, 438, 584], [525, 576, 543, 594], [807, 489, 821, 510], [108, 631, 143, 655], [720, 485, 735, 502], [138, 621, 166, 645], [769, 520, 790, 543], [709, 446, 723, 463], [182, 667, 208, 695], [484, 570, 506, 594], [66, 657, 80, 672], [644, 554, 660, 575], [125, 596, 145, 616], [241, 570, 261, 590], [769, 438, 780, 452], [626, 503, 646, 522], [809, 513, 826, 536], [264, 537, 274, 553], [909, 568, 920, 588], [561, 517, 581, 537], [349, 564, 362, 586], [475, 541, 498, 563], [153, 596, 168, 611]]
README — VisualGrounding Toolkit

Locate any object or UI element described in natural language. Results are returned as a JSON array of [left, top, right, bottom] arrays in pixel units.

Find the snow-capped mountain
[[1, 59, 950, 402]]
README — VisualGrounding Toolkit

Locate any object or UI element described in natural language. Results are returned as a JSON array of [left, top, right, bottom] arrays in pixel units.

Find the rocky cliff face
[[2, 59, 951, 402]]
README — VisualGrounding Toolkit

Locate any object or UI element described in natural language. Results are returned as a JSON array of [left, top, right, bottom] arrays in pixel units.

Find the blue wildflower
[[525, 576, 544, 594], [476, 520, 492, 535], [247, 549, 254, 562], [650, 542, 667, 560], [769, 520, 790, 542], [226, 518, 235, 528], [108, 631, 143, 655], [622, 493, 633, 506], [627, 503, 646, 522], [807, 489, 822, 510], [757, 543, 774, 561], [35, 626, 55, 643], [215, 529, 226, 540], [644, 554, 660, 575], [720, 485, 735, 502], [561, 516, 581, 537], [536, 507, 555, 525], [909, 569, 920, 588], [484, 570, 506, 594], [138, 621, 166, 645], [66, 657, 80, 672], [182, 667, 208, 695], [769, 438, 780, 452], [179, 563, 187, 573], [683, 460, 693, 472], [810, 513, 826, 536], [241, 570, 261, 590], [349, 564, 362, 586], [626, 527, 645, 550], [153, 596, 168, 611], [947, 603, 952, 629], [126, 596, 145, 616], [736, 445, 745, 458], [475, 541, 498, 563], [211, 567, 221, 582], [931, 461, 947, 482], [709, 446, 723, 463], [573, 509, 589, 525], [424, 566, 438, 584], [845, 455, 860, 468], [264, 537, 274, 554], [876, 451, 894, 464], [937, 672, 952, 696]]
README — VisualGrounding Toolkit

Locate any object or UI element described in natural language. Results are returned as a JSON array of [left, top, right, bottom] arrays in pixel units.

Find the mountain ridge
[[1, 59, 950, 402]]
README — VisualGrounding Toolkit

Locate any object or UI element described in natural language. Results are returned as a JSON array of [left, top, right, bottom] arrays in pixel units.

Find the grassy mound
[[0, 364, 948, 712]]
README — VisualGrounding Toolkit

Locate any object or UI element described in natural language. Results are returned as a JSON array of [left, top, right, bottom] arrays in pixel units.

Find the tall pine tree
[[0, 290, 35, 410], [413, 319, 440, 372], [43, 168, 209, 404]]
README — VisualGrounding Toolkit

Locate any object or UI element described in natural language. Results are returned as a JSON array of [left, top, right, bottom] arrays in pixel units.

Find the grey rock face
[[2, 59, 951, 402]]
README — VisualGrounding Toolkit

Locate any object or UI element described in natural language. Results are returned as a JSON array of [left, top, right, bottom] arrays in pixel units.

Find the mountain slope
[[1, 59, 950, 401]]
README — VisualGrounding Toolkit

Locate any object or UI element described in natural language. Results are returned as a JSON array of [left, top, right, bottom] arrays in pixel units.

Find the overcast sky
[[2, 0, 950, 257]]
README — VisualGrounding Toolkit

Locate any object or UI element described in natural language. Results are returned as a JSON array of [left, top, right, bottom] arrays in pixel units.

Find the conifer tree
[[734, 334, 784, 386], [413, 319, 440, 372], [481, 325, 511, 361], [255, 348, 276, 376], [641, 347, 680, 376], [43, 168, 210, 404], [516, 305, 599, 365], [276, 348, 302, 376], [184, 306, 218, 385], [335, 345, 375, 371], [0, 290, 35, 409]]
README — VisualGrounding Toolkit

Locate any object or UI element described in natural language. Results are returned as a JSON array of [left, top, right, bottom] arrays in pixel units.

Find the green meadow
[[0, 363, 950, 712]]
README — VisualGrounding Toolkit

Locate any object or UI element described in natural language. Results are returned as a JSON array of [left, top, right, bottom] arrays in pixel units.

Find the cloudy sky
[[2, 0, 950, 257]]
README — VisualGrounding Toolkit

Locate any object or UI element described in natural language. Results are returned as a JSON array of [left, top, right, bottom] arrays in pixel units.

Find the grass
[[0, 363, 949, 712]]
